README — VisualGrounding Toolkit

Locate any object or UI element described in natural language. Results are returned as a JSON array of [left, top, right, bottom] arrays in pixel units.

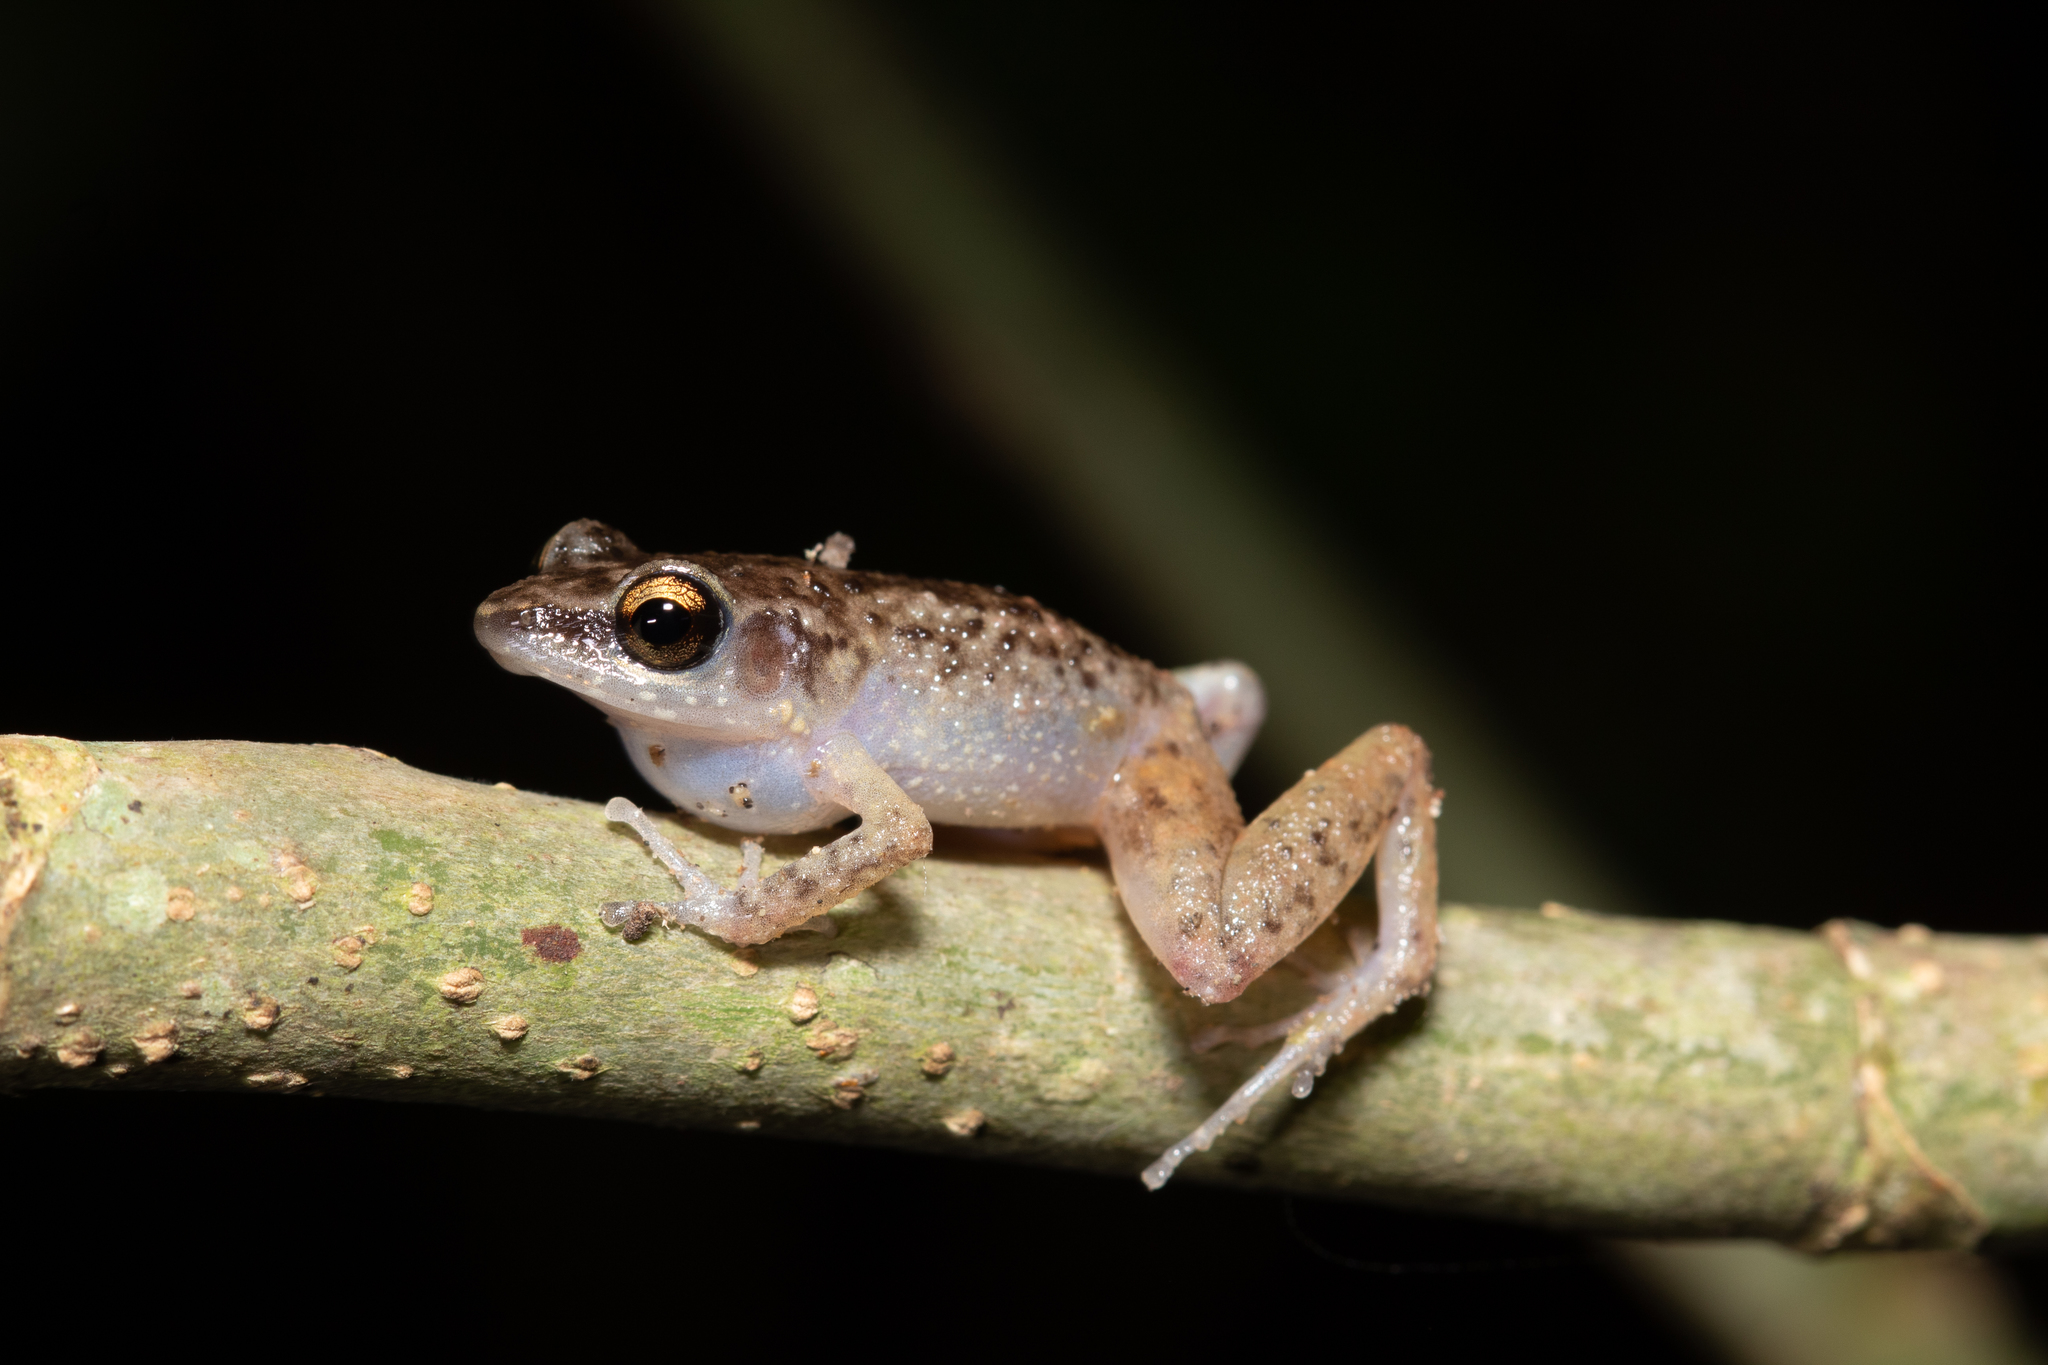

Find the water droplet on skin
[[1291, 1068, 1315, 1099]]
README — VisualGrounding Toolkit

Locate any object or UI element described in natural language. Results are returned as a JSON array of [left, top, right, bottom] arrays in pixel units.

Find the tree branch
[[5, 736, 2043, 1248]]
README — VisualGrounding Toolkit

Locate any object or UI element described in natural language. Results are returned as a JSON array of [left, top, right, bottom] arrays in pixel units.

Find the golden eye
[[617, 573, 723, 670]]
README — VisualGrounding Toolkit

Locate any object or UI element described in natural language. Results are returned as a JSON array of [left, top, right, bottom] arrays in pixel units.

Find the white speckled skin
[[477, 521, 1439, 1188]]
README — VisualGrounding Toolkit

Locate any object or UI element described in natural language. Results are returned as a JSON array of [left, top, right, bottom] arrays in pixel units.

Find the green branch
[[5, 735, 2042, 1248]]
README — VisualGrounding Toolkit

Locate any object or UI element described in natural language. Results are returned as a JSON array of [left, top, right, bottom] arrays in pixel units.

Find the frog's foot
[[599, 898, 678, 939], [1142, 780, 1438, 1191], [1188, 949, 1346, 1053], [1188, 1009, 1310, 1056], [600, 799, 798, 941], [598, 736, 931, 948], [595, 809, 849, 940]]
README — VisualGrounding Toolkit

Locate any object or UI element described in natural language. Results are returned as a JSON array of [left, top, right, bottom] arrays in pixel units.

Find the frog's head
[[474, 519, 828, 738]]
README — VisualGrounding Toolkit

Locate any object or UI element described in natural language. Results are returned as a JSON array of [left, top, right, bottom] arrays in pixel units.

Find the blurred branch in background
[[1623, 1243, 2043, 1365], [644, 3, 2045, 1362]]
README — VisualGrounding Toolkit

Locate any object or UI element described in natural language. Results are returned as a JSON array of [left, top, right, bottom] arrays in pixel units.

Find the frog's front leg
[[1096, 715, 1438, 1189], [601, 733, 932, 945]]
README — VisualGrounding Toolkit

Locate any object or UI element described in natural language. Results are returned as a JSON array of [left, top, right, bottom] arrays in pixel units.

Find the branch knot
[[1796, 920, 1988, 1252]]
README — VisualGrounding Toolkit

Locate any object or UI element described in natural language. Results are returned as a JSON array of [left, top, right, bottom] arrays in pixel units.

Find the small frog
[[475, 520, 1440, 1186]]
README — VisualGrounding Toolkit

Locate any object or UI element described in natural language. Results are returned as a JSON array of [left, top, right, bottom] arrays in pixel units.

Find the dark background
[[2, 3, 2037, 1354]]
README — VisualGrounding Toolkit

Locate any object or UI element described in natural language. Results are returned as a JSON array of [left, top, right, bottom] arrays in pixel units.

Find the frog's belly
[[615, 716, 1120, 834], [848, 695, 1124, 828], [618, 728, 846, 835], [874, 756, 1111, 827]]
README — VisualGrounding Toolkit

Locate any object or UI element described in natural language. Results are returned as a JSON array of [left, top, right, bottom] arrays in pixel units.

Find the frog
[[474, 519, 1440, 1187]]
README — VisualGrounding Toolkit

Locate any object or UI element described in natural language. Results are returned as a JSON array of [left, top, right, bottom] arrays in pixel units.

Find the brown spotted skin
[[478, 542, 1158, 716]]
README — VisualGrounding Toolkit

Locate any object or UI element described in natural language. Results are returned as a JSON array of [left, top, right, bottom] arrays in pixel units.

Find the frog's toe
[[600, 900, 674, 940]]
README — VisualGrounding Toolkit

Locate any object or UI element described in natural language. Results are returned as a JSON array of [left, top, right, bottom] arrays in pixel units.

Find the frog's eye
[[617, 573, 724, 670]]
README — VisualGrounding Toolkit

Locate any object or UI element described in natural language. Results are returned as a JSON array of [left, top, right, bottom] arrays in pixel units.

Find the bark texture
[[4, 735, 2044, 1247]]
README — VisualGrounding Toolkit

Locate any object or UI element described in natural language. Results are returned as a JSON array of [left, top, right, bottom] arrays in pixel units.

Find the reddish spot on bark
[[522, 925, 583, 963]]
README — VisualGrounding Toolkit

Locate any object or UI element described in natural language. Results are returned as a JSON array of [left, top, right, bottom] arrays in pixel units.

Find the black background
[[2, 3, 2038, 1355]]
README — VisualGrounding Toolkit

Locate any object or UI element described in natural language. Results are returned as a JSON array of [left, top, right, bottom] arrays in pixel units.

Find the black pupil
[[632, 599, 694, 646]]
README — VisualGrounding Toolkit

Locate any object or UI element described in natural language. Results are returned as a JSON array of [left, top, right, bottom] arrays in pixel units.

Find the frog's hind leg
[[1098, 721, 1438, 1190], [600, 733, 931, 946]]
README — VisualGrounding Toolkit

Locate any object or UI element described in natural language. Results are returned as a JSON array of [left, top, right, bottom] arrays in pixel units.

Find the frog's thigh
[[724, 733, 933, 940], [1100, 718, 1427, 1004], [1211, 723, 1431, 1001], [1096, 717, 1247, 997], [1170, 661, 1266, 778]]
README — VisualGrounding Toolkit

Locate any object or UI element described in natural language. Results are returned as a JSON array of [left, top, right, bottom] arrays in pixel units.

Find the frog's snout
[[473, 602, 530, 675], [472, 593, 554, 676]]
